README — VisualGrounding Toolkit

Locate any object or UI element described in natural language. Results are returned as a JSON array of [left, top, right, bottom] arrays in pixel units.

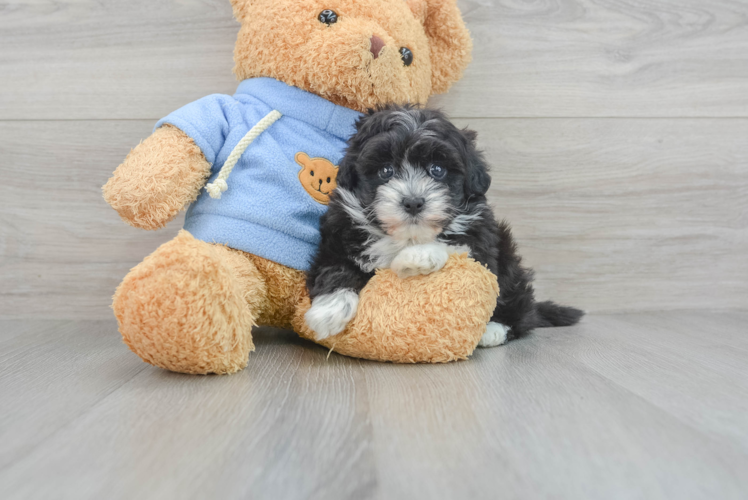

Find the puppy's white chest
[[358, 238, 471, 275], [357, 235, 413, 272]]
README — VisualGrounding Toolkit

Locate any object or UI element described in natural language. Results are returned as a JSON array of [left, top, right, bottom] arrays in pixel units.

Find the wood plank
[[0, 320, 146, 471], [455, 117, 748, 313], [534, 312, 748, 450], [662, 310, 748, 351], [1, 0, 747, 120], [1, 316, 747, 499], [365, 328, 748, 499], [0, 0, 237, 121], [1, 118, 746, 318], [0, 120, 182, 319], [0, 324, 378, 500], [433, 0, 748, 117]]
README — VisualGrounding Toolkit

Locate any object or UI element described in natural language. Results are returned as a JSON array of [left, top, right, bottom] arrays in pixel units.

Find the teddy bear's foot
[[113, 230, 267, 374]]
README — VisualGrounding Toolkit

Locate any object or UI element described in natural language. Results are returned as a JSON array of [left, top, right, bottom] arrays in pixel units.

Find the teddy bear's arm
[[103, 125, 211, 230]]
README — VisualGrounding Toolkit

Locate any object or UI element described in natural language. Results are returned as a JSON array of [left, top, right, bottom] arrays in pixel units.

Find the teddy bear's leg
[[113, 230, 269, 375], [245, 254, 308, 331], [293, 254, 500, 363]]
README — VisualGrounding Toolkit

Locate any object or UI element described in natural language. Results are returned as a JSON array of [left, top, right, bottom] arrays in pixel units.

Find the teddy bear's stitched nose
[[370, 35, 385, 59]]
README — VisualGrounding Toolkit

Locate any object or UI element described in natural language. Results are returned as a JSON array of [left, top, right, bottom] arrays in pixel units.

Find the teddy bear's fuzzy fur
[[232, 0, 472, 111], [104, 125, 211, 231], [116, 231, 499, 374], [104, 0, 498, 374]]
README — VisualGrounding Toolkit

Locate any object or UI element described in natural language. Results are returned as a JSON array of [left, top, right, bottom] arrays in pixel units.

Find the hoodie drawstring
[[205, 109, 283, 199]]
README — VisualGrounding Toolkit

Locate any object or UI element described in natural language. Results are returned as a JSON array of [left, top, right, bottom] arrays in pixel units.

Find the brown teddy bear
[[103, 0, 499, 375]]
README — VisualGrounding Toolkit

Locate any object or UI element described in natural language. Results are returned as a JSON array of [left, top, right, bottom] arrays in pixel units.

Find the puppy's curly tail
[[534, 301, 585, 328]]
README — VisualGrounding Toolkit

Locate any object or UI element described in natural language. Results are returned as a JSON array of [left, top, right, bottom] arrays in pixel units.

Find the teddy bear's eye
[[327, 177, 331, 183], [319, 10, 338, 25], [310, 171, 315, 176], [400, 47, 414, 67]]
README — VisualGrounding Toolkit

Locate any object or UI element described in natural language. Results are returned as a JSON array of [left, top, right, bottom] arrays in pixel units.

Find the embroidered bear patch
[[296, 152, 339, 205]]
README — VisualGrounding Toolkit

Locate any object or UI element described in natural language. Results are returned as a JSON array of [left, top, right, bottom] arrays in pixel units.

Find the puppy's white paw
[[478, 322, 510, 348], [305, 289, 359, 341], [390, 243, 449, 279]]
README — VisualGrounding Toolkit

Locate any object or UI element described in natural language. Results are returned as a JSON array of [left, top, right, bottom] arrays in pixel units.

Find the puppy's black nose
[[402, 197, 425, 215]]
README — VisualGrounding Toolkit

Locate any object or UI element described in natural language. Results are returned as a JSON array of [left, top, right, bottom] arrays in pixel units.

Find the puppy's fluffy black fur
[[308, 105, 583, 342]]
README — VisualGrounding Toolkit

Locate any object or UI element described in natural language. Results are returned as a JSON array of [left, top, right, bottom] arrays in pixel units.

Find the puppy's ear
[[407, 0, 473, 95], [462, 128, 491, 197], [462, 129, 478, 143], [355, 107, 391, 139], [336, 157, 359, 190], [337, 111, 391, 190]]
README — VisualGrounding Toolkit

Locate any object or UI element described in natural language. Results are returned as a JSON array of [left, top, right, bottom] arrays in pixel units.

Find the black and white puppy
[[305, 105, 583, 346]]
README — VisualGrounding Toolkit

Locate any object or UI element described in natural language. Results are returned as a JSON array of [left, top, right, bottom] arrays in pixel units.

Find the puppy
[[305, 105, 583, 346]]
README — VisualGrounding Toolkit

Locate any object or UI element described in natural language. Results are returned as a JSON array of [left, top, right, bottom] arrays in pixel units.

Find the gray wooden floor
[[2, 1, 747, 498], [1, 312, 747, 500]]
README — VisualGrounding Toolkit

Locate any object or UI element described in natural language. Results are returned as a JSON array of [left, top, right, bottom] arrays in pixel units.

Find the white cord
[[205, 110, 283, 199]]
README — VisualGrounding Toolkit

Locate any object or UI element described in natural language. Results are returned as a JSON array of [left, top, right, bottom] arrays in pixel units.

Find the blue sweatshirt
[[156, 78, 362, 271]]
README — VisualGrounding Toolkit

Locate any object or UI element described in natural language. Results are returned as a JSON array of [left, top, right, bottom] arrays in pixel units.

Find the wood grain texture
[[1, 118, 746, 318], [543, 311, 748, 450], [1, 0, 748, 120], [457, 117, 748, 313], [1, 314, 748, 499], [0, 120, 183, 318], [0, 320, 147, 471], [432, 0, 748, 117], [2, 2, 746, 498]]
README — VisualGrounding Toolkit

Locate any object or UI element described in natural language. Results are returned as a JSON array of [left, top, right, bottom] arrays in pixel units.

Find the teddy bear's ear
[[230, 0, 253, 21], [406, 0, 429, 23], [407, 0, 473, 95]]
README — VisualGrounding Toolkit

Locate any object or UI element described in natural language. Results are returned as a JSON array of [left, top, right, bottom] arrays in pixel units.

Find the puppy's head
[[336, 105, 490, 242]]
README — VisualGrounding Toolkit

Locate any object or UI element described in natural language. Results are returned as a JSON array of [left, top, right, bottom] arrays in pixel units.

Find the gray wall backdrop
[[1, 0, 747, 319]]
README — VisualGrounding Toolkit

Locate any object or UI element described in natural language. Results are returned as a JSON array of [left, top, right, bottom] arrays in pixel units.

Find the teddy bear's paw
[[478, 322, 510, 348], [391, 243, 450, 279], [305, 289, 360, 341]]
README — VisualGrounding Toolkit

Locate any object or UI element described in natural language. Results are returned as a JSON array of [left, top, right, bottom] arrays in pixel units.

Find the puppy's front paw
[[390, 243, 450, 279], [304, 289, 360, 341], [478, 322, 510, 348]]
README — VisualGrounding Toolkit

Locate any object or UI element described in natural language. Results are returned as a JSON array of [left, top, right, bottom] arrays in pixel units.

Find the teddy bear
[[103, 0, 499, 375]]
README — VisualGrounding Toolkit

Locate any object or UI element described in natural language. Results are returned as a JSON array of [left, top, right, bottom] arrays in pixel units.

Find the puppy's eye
[[319, 10, 338, 25], [379, 165, 395, 180], [429, 164, 446, 180], [400, 47, 414, 66]]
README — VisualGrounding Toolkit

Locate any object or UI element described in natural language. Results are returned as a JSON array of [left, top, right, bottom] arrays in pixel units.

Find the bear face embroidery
[[296, 152, 339, 205]]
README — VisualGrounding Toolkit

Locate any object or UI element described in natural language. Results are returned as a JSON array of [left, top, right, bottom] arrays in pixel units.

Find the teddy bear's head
[[230, 0, 472, 112]]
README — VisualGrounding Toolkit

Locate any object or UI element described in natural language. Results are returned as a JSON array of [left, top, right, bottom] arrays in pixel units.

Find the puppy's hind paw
[[478, 322, 510, 348], [305, 289, 360, 341], [391, 243, 450, 279]]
